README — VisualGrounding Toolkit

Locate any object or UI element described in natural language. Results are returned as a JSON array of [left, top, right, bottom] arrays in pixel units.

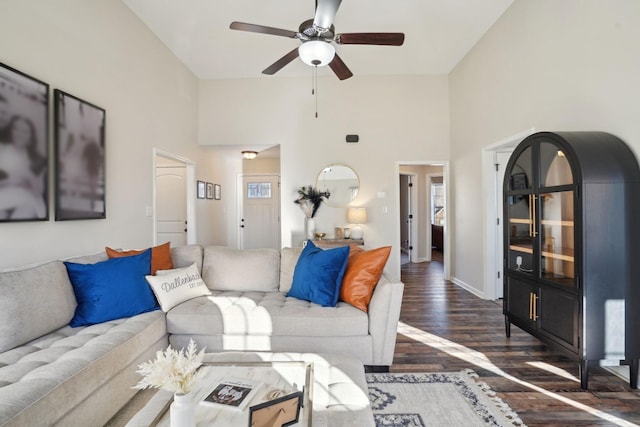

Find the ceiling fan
[[229, 0, 405, 80]]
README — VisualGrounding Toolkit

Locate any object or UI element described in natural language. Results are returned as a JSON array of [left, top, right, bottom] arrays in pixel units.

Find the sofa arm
[[367, 274, 404, 366]]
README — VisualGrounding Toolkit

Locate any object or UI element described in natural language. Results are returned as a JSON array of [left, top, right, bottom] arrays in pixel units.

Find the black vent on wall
[[346, 134, 359, 143]]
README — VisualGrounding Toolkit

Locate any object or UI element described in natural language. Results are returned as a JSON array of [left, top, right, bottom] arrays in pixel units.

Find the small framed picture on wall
[[197, 180, 206, 199], [214, 184, 221, 200], [206, 182, 213, 199]]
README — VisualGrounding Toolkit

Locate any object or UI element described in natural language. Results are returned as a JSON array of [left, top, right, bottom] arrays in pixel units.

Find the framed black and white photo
[[214, 184, 221, 200], [206, 182, 213, 199], [0, 62, 49, 222], [197, 180, 206, 199], [54, 90, 106, 220]]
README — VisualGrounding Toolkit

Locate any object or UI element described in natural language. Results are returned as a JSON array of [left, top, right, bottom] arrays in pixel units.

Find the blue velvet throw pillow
[[287, 240, 350, 307], [64, 249, 159, 327]]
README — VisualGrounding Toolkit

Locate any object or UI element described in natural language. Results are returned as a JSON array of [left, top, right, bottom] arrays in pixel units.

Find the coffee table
[[126, 352, 374, 427]]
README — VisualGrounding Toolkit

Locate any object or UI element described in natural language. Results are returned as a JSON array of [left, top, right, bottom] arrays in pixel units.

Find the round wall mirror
[[316, 164, 359, 207]]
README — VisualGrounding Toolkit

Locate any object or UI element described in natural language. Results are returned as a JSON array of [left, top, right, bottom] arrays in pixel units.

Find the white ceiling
[[122, 0, 513, 80]]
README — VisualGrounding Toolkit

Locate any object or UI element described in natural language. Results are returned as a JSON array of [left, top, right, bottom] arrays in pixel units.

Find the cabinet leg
[[505, 316, 511, 338], [579, 360, 590, 390], [630, 359, 639, 389]]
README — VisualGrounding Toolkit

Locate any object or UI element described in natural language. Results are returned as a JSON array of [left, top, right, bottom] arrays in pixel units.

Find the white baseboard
[[451, 276, 485, 299], [414, 257, 427, 263]]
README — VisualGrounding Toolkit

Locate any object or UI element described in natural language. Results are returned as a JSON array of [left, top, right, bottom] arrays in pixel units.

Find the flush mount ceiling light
[[242, 150, 258, 160], [298, 39, 335, 67]]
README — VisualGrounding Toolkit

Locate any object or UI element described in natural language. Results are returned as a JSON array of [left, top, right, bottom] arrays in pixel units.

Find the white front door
[[240, 174, 280, 249], [156, 166, 187, 246]]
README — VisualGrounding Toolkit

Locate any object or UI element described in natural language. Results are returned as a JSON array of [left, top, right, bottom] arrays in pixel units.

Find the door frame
[[153, 148, 196, 245], [482, 128, 535, 300], [395, 161, 450, 280]]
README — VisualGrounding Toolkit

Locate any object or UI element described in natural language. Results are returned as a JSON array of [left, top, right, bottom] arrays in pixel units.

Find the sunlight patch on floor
[[525, 361, 579, 383], [397, 321, 639, 427]]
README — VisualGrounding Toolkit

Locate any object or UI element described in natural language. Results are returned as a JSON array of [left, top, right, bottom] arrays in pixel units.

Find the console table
[[312, 238, 364, 249]]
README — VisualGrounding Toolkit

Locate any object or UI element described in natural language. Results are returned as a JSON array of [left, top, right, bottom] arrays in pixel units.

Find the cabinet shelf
[[510, 244, 532, 254], [541, 248, 574, 262], [510, 218, 531, 225], [541, 219, 574, 226]]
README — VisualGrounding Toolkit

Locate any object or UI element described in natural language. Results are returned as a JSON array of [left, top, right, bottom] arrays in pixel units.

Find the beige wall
[[0, 1, 221, 268], [449, 0, 640, 294], [199, 75, 450, 280]]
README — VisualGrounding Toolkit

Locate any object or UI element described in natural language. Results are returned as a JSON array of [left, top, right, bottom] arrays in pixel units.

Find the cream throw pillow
[[145, 263, 211, 312]]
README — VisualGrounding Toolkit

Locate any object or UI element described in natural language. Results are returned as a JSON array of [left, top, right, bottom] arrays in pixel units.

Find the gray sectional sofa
[[0, 244, 404, 426]]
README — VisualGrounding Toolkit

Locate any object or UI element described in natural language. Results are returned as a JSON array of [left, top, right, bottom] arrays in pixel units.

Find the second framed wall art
[[54, 89, 106, 220]]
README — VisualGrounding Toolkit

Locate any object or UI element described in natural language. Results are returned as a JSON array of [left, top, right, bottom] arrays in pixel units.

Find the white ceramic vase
[[170, 393, 195, 427], [306, 217, 316, 240]]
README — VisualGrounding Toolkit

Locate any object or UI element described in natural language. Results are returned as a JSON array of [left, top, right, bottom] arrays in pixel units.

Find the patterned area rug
[[367, 369, 526, 427]]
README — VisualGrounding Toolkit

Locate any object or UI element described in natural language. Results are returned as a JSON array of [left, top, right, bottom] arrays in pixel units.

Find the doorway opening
[[397, 161, 449, 280], [153, 149, 196, 246]]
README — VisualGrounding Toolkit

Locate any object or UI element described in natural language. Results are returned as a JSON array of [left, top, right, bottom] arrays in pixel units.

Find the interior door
[[495, 151, 512, 298], [241, 174, 280, 249], [156, 166, 187, 246], [399, 174, 412, 261]]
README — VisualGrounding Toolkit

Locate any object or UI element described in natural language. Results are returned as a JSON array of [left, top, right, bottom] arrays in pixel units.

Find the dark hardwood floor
[[393, 251, 640, 426]]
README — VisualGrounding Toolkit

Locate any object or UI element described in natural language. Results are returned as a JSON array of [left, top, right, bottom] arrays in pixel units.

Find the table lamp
[[347, 207, 367, 240]]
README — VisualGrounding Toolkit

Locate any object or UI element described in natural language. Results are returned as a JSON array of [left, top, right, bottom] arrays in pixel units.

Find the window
[[247, 182, 272, 199], [431, 178, 445, 226]]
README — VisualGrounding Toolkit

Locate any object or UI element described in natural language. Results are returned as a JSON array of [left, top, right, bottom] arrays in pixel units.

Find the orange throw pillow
[[106, 242, 173, 275], [339, 246, 391, 312]]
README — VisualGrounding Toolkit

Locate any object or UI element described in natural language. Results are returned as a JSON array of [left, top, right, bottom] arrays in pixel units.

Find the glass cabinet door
[[540, 142, 573, 187], [539, 191, 575, 286], [507, 196, 535, 273], [506, 145, 535, 273]]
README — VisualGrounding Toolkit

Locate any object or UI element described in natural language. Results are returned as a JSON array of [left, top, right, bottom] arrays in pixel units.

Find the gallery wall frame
[[206, 182, 213, 199], [197, 180, 206, 199], [214, 184, 221, 200], [0, 61, 50, 222], [54, 89, 106, 220]]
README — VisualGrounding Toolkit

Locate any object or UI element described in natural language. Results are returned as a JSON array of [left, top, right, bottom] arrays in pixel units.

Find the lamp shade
[[347, 207, 367, 224], [298, 40, 335, 67]]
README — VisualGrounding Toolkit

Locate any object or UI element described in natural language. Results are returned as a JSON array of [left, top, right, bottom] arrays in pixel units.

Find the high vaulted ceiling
[[122, 0, 513, 80]]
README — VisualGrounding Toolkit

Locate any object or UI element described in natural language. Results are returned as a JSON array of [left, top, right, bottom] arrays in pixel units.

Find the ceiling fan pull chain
[[314, 65, 319, 118]]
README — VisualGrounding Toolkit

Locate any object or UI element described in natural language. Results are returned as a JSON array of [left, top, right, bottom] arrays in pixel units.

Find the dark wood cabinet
[[503, 131, 640, 389]]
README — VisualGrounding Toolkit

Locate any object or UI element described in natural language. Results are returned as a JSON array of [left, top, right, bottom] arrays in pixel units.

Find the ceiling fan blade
[[230, 22, 298, 38], [262, 48, 300, 75], [329, 53, 353, 80], [336, 33, 405, 46], [313, 0, 342, 31]]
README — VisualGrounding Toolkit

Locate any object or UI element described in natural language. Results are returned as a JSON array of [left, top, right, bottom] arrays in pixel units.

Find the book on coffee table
[[201, 377, 264, 411]]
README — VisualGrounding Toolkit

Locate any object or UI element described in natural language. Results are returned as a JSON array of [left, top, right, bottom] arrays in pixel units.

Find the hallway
[[393, 254, 640, 426]]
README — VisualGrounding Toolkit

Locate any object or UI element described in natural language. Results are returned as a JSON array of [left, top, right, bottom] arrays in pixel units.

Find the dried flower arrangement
[[294, 185, 329, 219], [133, 339, 205, 395]]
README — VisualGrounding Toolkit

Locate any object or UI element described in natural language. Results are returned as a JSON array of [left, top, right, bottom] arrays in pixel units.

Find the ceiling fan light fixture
[[298, 40, 335, 67], [242, 150, 258, 160]]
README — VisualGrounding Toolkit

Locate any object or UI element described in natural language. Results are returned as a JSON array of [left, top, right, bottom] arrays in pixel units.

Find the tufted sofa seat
[[0, 312, 166, 426], [168, 245, 404, 367]]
